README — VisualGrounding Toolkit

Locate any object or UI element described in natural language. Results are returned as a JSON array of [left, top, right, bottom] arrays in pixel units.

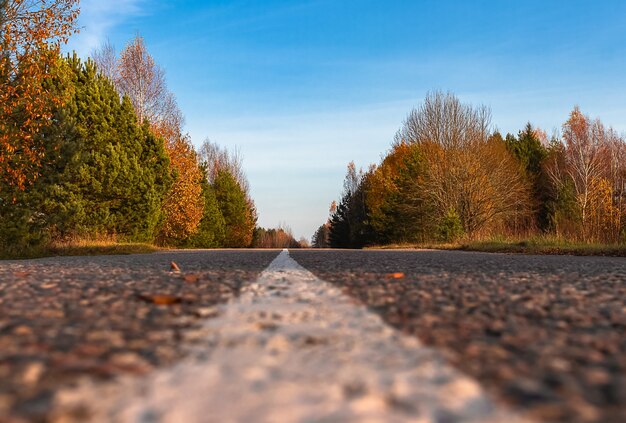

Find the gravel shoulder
[[0, 250, 279, 422], [289, 249, 626, 423]]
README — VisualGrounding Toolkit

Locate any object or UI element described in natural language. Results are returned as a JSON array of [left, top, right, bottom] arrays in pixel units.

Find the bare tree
[[116, 35, 168, 124], [561, 107, 609, 237], [91, 39, 118, 82], [394, 91, 491, 148], [199, 139, 250, 194]]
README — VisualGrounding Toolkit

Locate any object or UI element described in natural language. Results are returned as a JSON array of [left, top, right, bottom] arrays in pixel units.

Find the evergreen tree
[[328, 163, 372, 248], [50, 55, 171, 241], [185, 165, 225, 248], [311, 223, 330, 248], [503, 124, 550, 230], [0, 54, 172, 247], [366, 142, 434, 244], [329, 197, 352, 248], [213, 169, 255, 247]]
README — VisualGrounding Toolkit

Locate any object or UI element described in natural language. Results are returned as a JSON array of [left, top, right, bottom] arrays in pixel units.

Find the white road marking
[[52, 249, 530, 422]]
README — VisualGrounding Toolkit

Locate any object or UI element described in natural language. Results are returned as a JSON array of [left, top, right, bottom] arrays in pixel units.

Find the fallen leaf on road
[[137, 294, 182, 305], [183, 274, 199, 283], [13, 271, 30, 278], [170, 262, 181, 272]]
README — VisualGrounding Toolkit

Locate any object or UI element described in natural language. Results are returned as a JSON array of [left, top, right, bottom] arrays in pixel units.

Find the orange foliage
[[0, 0, 79, 189], [587, 177, 621, 243], [159, 134, 205, 244]]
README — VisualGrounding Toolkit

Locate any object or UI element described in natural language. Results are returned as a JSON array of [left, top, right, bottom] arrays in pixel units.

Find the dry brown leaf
[[13, 271, 31, 278], [183, 274, 199, 283], [137, 294, 181, 305], [170, 261, 181, 272]]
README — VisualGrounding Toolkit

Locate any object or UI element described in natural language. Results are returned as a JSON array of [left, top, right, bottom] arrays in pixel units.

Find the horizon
[[65, 0, 626, 240]]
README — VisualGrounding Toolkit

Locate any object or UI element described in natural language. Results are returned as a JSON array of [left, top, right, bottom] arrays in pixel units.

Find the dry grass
[[0, 238, 161, 260], [367, 236, 626, 257]]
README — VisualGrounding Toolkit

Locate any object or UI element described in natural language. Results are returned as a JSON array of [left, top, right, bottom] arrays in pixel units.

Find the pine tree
[[213, 169, 255, 248], [0, 54, 172, 247], [185, 165, 225, 248]]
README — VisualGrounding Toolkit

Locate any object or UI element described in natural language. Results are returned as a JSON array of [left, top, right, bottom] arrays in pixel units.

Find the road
[[0, 249, 624, 422]]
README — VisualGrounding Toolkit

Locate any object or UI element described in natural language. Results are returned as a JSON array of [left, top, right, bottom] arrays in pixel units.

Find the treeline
[[253, 225, 308, 249], [314, 91, 626, 248], [0, 1, 257, 252]]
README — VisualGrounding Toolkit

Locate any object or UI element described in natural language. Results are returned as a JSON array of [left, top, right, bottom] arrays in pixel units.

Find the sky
[[65, 0, 626, 240]]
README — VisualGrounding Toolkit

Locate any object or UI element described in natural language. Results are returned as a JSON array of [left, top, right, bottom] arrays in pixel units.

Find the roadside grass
[[367, 236, 626, 257], [0, 239, 161, 260]]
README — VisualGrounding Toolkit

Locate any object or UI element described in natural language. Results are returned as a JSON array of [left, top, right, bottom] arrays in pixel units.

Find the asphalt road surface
[[0, 249, 624, 422]]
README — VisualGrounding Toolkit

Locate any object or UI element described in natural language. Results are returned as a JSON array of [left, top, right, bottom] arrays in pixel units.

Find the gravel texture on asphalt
[[48, 250, 528, 423], [0, 250, 279, 422], [289, 249, 626, 423]]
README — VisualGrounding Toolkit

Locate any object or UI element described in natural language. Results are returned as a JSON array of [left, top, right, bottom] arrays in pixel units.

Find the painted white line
[[52, 250, 530, 422]]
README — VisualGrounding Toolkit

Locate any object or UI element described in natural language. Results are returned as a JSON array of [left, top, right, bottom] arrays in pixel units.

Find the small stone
[[265, 334, 290, 352], [22, 362, 45, 385], [14, 325, 33, 335], [584, 368, 611, 385], [109, 352, 152, 374], [195, 307, 219, 317]]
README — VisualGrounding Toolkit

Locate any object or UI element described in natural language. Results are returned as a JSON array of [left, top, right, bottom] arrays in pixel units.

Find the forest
[[313, 92, 626, 249], [0, 0, 292, 255]]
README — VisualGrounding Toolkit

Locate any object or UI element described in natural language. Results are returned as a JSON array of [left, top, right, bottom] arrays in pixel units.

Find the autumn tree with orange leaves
[[0, 0, 79, 190], [158, 134, 205, 244]]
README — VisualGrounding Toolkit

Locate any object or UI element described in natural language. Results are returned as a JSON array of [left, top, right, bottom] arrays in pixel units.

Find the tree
[[546, 107, 626, 242], [199, 139, 250, 196], [561, 107, 609, 239], [503, 124, 550, 231], [0, 0, 79, 190], [0, 55, 172, 247], [213, 169, 255, 248], [185, 164, 225, 248], [365, 142, 435, 244], [329, 162, 372, 248], [199, 139, 257, 233], [115, 35, 174, 125], [253, 225, 300, 248], [158, 134, 205, 245], [104, 36, 206, 245], [92, 39, 117, 82], [394, 91, 531, 236], [312, 223, 330, 248]]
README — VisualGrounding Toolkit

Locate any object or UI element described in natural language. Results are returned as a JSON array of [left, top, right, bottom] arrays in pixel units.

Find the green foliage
[[502, 124, 551, 230], [329, 164, 372, 249], [0, 54, 172, 248], [312, 223, 330, 248], [47, 56, 171, 241], [213, 169, 255, 248], [437, 208, 464, 242], [504, 124, 547, 176], [185, 166, 225, 248]]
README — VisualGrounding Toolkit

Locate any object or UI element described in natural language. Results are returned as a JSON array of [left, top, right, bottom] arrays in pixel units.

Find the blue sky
[[66, 0, 626, 240]]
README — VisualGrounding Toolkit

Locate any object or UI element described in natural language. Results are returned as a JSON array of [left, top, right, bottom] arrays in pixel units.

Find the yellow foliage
[[159, 135, 204, 244]]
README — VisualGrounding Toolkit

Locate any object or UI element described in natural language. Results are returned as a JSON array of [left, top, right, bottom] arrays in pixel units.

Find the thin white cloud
[[65, 0, 146, 56]]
